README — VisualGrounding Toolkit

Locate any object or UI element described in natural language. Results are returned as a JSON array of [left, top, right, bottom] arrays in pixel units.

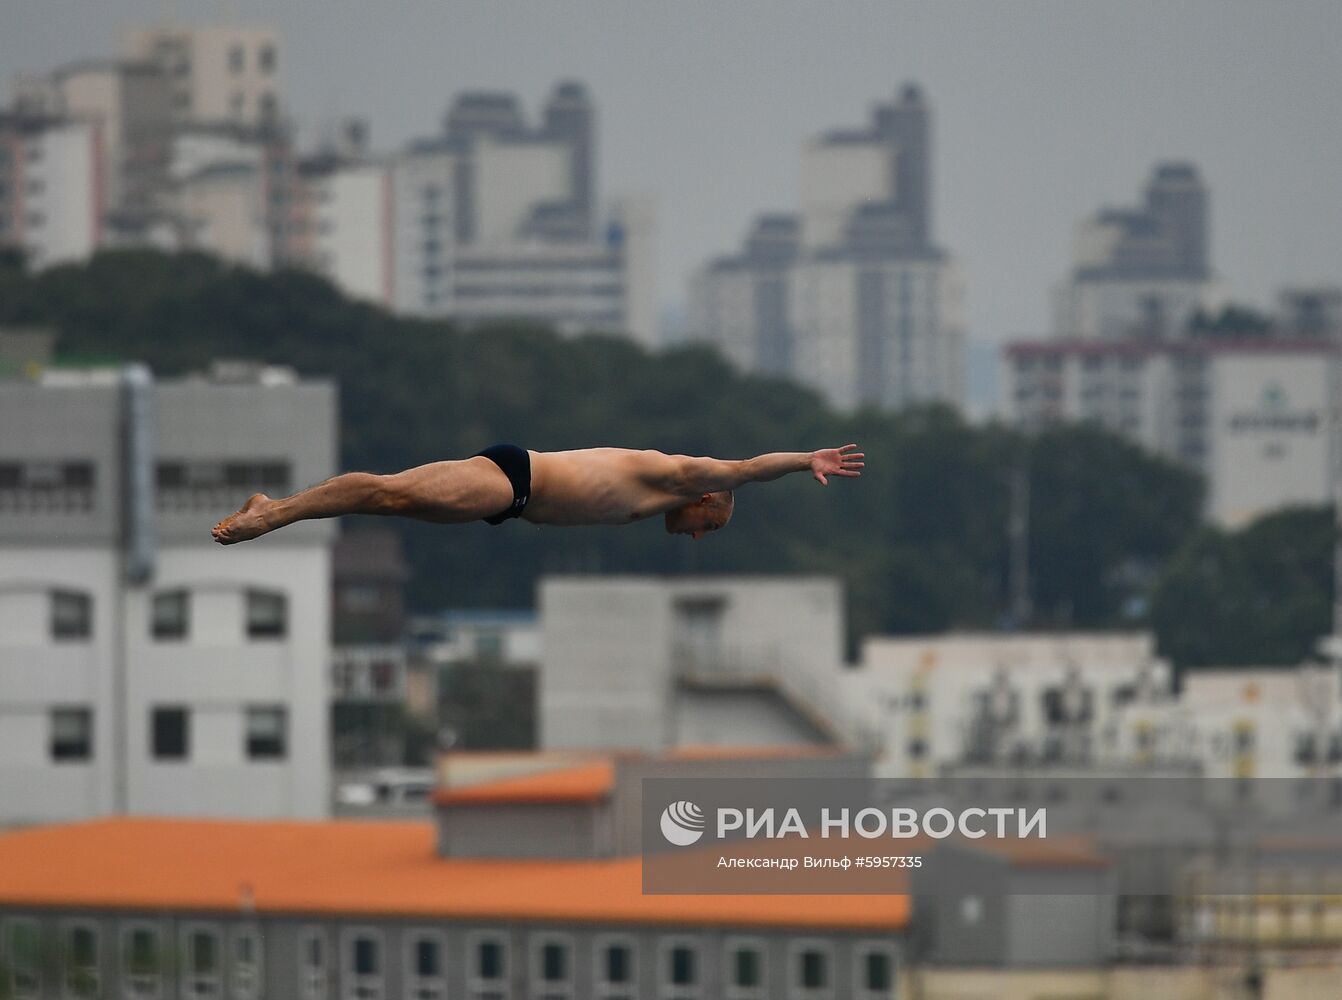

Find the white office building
[[845, 632, 1172, 778], [1004, 338, 1342, 524], [0, 361, 335, 825]]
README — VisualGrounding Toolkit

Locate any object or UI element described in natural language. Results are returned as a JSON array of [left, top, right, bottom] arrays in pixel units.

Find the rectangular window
[[152, 590, 190, 640], [414, 939, 440, 977], [246, 706, 287, 760], [354, 938, 378, 975], [152, 707, 189, 760], [604, 942, 631, 983], [5, 919, 41, 999], [478, 939, 503, 979], [861, 950, 892, 992], [406, 933, 445, 1000], [799, 948, 827, 988], [64, 924, 99, 999], [668, 944, 696, 985], [724, 938, 765, 1000], [232, 925, 262, 1000], [229, 45, 245, 73], [533, 936, 571, 998], [734, 948, 760, 986], [51, 707, 92, 761], [469, 934, 507, 999], [259, 45, 276, 73], [184, 926, 221, 1000], [347, 930, 383, 1000], [789, 942, 833, 998], [51, 589, 92, 640], [123, 924, 162, 999], [246, 590, 287, 639], [298, 928, 327, 1000]]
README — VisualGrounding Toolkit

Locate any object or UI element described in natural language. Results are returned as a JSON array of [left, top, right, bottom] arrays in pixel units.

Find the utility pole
[[1007, 442, 1032, 630]]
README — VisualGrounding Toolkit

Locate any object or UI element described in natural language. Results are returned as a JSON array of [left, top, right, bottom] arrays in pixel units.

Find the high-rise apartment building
[[384, 83, 657, 345], [9, 59, 175, 245], [8, 38, 656, 344], [0, 361, 335, 825], [0, 112, 103, 268], [1003, 162, 1338, 525], [124, 25, 281, 129], [1053, 163, 1221, 340], [689, 84, 965, 411]]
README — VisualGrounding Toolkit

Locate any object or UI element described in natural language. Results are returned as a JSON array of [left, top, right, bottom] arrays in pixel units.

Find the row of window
[[452, 283, 626, 300], [299, 929, 895, 1000], [0, 460, 295, 514], [227, 43, 278, 74], [0, 918, 896, 1000], [33, 588, 287, 642], [152, 589, 286, 640], [2, 918, 261, 1000], [0, 460, 96, 512], [2, 460, 291, 493], [39, 705, 287, 763]]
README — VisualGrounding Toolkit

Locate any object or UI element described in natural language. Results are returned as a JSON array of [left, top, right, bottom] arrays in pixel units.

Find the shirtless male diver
[[211, 443, 864, 544]]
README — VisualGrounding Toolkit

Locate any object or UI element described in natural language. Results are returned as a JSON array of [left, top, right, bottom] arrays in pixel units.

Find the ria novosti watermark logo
[[657, 800, 1048, 846], [660, 800, 706, 846]]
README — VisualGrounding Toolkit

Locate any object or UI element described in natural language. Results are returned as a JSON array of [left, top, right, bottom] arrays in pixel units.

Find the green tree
[[1150, 505, 1335, 668], [1028, 424, 1204, 627]]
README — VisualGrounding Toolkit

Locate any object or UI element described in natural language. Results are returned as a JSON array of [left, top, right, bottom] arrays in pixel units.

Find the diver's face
[[665, 493, 732, 539]]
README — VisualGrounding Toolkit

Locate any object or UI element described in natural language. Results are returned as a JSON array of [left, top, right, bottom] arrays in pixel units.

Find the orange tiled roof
[[962, 834, 1112, 870], [431, 760, 616, 806], [665, 744, 846, 760], [0, 819, 908, 931]]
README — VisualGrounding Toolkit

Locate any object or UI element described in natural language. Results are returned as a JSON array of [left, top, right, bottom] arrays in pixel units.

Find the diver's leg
[[211, 458, 511, 544]]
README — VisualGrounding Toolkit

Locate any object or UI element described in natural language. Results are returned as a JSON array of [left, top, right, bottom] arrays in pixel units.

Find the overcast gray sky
[[5, 1, 1341, 347]]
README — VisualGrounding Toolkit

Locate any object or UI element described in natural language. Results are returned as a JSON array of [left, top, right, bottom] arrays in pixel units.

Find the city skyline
[[3, 2, 1341, 349]]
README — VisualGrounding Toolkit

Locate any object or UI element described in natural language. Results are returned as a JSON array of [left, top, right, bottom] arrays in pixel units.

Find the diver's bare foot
[[212, 494, 275, 544]]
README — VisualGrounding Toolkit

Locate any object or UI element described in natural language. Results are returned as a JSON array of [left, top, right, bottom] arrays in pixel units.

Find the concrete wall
[[437, 801, 612, 859], [672, 688, 831, 748], [540, 576, 845, 753]]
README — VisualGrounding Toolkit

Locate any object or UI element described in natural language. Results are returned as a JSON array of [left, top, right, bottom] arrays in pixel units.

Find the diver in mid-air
[[212, 443, 863, 543]]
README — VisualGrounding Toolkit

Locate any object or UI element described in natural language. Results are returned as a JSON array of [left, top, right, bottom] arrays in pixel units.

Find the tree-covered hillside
[[3, 250, 1279, 661]]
